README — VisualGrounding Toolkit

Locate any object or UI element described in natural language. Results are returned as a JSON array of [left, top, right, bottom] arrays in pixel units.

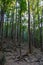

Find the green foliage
[[0, 0, 16, 12], [17, 0, 27, 13], [0, 0, 43, 48]]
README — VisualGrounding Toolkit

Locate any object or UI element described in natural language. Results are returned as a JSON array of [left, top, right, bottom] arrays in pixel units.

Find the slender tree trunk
[[0, 9, 1, 38], [16, 2, 18, 42], [32, 0, 36, 47], [40, 9, 43, 51], [5, 14, 9, 38], [11, 11, 14, 39], [28, 0, 32, 53], [0, 8, 4, 50], [37, 0, 40, 48], [22, 26, 24, 43], [0, 8, 2, 50], [17, 3, 22, 59], [1, 8, 4, 39], [33, 14, 36, 47]]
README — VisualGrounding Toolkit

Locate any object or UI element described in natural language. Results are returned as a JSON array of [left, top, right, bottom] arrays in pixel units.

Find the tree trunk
[[5, 14, 9, 38], [11, 11, 14, 39], [1, 8, 4, 39], [40, 9, 43, 51], [28, 0, 32, 53], [0, 8, 4, 50]]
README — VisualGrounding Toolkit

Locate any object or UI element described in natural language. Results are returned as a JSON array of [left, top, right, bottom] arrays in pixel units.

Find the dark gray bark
[[5, 14, 9, 38], [1, 8, 4, 39], [11, 11, 14, 39], [28, 0, 32, 53]]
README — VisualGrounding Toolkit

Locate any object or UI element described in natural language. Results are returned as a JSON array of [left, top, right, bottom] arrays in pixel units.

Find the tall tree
[[28, 0, 32, 53], [5, 13, 9, 38], [40, 8, 43, 51]]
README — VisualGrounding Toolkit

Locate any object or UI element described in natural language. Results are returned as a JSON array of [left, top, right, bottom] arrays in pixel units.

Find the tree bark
[[28, 0, 32, 53], [40, 9, 43, 51], [1, 8, 4, 39]]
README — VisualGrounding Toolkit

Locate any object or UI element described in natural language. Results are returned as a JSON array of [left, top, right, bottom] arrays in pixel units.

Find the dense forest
[[0, 0, 43, 65]]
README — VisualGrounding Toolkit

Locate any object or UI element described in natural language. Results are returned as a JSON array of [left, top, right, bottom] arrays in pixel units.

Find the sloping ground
[[0, 39, 43, 65], [3, 48, 43, 65]]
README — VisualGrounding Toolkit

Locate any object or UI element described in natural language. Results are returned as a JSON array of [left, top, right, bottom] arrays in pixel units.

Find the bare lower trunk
[[28, 0, 32, 53], [1, 8, 4, 39], [0, 8, 4, 50]]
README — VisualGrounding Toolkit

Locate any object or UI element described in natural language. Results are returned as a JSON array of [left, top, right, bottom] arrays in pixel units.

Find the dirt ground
[[0, 39, 43, 65], [4, 48, 43, 65]]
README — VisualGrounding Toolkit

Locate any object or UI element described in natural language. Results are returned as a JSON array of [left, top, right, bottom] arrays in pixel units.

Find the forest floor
[[4, 48, 43, 65], [0, 39, 43, 65]]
